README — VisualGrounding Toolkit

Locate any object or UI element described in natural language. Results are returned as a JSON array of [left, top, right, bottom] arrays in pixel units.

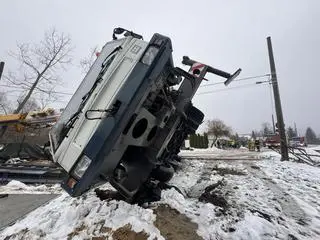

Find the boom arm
[[182, 56, 241, 86]]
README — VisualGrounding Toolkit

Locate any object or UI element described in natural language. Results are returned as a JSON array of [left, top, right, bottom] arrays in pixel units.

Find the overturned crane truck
[[49, 28, 241, 202]]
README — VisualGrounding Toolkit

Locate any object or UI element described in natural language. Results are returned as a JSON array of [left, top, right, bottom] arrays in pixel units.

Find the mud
[[154, 204, 202, 240], [3, 228, 29, 240], [112, 224, 149, 240], [248, 209, 272, 222], [67, 224, 87, 240], [67, 221, 147, 240], [179, 156, 316, 238], [198, 180, 229, 210], [94, 189, 125, 201]]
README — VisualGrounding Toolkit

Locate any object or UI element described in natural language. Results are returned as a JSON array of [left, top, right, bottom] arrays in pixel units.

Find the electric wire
[[0, 84, 74, 96], [199, 74, 270, 88], [196, 82, 270, 95]]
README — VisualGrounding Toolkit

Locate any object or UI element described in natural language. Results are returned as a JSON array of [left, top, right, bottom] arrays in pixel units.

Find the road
[[0, 194, 58, 230]]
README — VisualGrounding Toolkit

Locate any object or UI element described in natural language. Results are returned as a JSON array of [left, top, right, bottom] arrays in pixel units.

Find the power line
[[196, 82, 270, 95], [199, 74, 270, 88], [1, 73, 272, 102], [0, 84, 74, 96], [4, 93, 69, 103], [1, 74, 270, 95]]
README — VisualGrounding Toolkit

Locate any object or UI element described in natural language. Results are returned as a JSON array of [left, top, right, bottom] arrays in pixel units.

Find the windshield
[[50, 39, 125, 151]]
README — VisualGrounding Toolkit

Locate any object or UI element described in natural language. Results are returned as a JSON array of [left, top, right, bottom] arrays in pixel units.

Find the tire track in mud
[[182, 158, 310, 228], [185, 160, 216, 198], [181, 159, 252, 237], [190, 158, 309, 227], [184, 159, 247, 199], [177, 154, 320, 238], [245, 162, 309, 226]]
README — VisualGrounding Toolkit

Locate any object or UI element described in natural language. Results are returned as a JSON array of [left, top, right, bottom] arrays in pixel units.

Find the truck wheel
[[187, 106, 204, 124], [186, 106, 204, 132], [151, 164, 174, 182]]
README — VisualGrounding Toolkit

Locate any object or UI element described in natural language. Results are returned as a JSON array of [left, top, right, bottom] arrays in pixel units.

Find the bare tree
[[37, 91, 59, 110], [206, 119, 231, 146], [79, 46, 99, 74], [16, 96, 40, 113], [4, 28, 73, 114], [305, 127, 318, 144], [261, 122, 273, 136], [251, 130, 262, 139], [287, 126, 296, 139], [0, 92, 11, 114]]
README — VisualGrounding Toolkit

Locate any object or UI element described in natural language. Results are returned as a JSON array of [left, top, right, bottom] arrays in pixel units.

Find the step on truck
[[49, 27, 241, 202]]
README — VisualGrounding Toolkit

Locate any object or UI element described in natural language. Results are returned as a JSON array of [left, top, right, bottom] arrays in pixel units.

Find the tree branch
[[4, 28, 73, 114]]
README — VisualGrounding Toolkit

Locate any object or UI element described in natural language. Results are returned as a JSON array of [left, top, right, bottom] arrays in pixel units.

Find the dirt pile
[[66, 221, 148, 240], [154, 204, 202, 240], [112, 224, 149, 240]]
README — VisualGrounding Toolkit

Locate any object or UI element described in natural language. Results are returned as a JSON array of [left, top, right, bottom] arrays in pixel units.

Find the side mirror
[[112, 27, 143, 40], [114, 28, 125, 35], [113, 28, 125, 40]]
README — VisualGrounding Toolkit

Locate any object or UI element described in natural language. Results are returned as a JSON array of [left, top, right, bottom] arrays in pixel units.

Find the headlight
[[141, 46, 159, 65], [73, 155, 92, 179]]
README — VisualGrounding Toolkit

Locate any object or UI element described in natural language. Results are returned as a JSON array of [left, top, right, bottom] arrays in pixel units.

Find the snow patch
[[234, 213, 276, 239], [0, 180, 62, 194], [259, 150, 281, 160], [5, 180, 30, 189], [0, 189, 164, 240]]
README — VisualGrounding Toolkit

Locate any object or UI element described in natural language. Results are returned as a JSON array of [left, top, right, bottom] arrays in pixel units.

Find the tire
[[151, 164, 174, 182], [186, 106, 204, 124], [185, 106, 204, 132]]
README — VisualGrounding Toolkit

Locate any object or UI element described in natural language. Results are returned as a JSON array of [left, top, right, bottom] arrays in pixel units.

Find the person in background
[[255, 139, 260, 152], [216, 139, 221, 149]]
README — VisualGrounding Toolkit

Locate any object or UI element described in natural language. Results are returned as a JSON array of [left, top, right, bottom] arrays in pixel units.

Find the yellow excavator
[[0, 109, 60, 145], [0, 109, 59, 131], [0, 113, 28, 132]]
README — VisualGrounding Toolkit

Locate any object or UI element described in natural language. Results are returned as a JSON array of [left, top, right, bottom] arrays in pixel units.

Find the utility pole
[[271, 114, 276, 133], [0, 62, 4, 81], [267, 36, 289, 161], [294, 122, 298, 137]]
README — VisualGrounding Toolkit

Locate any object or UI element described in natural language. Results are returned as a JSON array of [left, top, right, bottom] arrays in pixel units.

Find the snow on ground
[[260, 145, 320, 164], [304, 146, 320, 163], [165, 151, 320, 239], [180, 146, 225, 155], [1, 147, 320, 239], [0, 191, 163, 239], [0, 180, 62, 194], [169, 148, 320, 239], [179, 146, 259, 160], [257, 153, 320, 237]]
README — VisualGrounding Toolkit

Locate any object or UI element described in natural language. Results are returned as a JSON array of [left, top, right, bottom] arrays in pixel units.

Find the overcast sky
[[1, 0, 319, 135]]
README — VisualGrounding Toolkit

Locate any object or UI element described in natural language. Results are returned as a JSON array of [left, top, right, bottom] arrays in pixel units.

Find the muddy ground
[[1, 149, 319, 239], [155, 154, 320, 239]]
